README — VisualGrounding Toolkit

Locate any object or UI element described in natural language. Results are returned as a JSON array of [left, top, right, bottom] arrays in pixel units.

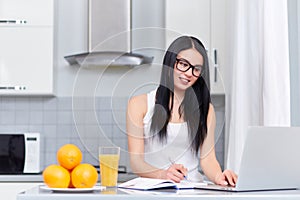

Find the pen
[[168, 158, 187, 180]]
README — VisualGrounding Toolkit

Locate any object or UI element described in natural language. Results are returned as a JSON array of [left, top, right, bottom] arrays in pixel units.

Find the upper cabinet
[[165, 0, 210, 51], [0, 0, 54, 95], [165, 0, 226, 94]]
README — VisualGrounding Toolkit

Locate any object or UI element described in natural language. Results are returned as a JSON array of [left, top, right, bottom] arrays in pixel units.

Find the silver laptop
[[197, 126, 300, 192]]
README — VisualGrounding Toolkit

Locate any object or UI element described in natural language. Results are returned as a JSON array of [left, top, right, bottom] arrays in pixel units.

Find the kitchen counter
[[17, 186, 300, 200], [0, 173, 137, 183], [0, 174, 43, 182]]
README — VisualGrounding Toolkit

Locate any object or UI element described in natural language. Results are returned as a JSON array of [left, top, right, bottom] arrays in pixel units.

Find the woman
[[126, 36, 237, 186]]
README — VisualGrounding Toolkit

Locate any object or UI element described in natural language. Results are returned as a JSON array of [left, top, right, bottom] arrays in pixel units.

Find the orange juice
[[99, 154, 119, 187]]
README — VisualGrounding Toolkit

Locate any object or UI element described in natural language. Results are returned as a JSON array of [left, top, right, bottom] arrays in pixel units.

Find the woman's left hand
[[215, 169, 238, 186]]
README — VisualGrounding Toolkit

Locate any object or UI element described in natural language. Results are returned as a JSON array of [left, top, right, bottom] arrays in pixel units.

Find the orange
[[43, 164, 70, 188], [71, 163, 98, 188], [57, 144, 82, 170]]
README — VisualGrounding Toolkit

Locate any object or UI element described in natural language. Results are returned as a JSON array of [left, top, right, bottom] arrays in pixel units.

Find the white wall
[[54, 0, 165, 97]]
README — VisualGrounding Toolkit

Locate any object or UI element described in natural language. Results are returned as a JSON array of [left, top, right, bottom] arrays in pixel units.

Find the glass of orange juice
[[99, 146, 120, 187]]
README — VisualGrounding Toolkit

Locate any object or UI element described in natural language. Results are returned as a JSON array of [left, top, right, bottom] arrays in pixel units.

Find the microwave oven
[[0, 133, 40, 174]]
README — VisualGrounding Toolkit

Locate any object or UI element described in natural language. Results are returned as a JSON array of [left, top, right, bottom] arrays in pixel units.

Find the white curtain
[[225, 0, 291, 173]]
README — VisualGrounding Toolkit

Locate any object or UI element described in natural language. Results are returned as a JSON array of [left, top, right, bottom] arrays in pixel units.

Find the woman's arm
[[200, 104, 237, 186], [126, 94, 187, 182]]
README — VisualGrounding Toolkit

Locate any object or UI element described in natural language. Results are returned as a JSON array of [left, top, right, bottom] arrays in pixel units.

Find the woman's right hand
[[161, 164, 188, 183]]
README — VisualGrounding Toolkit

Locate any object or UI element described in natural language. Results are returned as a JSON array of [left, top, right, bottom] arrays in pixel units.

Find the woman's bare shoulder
[[129, 93, 147, 104], [208, 103, 215, 113], [128, 93, 148, 114], [207, 103, 216, 124]]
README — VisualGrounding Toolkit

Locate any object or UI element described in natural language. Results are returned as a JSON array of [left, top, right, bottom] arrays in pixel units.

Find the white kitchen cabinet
[[0, 0, 53, 26], [165, 0, 226, 94], [0, 0, 54, 95], [165, 0, 210, 51], [0, 182, 40, 200], [210, 0, 229, 95]]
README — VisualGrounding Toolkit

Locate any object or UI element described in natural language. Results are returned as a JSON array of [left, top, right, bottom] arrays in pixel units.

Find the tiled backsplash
[[0, 95, 225, 172]]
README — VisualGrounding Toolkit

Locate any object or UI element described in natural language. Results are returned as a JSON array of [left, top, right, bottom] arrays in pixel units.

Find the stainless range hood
[[64, 0, 153, 67], [65, 51, 153, 66]]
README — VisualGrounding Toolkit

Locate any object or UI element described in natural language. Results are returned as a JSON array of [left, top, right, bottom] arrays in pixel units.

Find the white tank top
[[143, 89, 203, 182]]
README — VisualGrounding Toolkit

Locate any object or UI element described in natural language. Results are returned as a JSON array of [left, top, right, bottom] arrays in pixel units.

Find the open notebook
[[118, 177, 207, 190], [196, 126, 300, 192]]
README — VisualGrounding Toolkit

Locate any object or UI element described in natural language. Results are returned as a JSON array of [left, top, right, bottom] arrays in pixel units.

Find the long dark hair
[[150, 36, 211, 155]]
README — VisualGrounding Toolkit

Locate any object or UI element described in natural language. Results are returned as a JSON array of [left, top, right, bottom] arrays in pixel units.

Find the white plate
[[40, 185, 106, 193]]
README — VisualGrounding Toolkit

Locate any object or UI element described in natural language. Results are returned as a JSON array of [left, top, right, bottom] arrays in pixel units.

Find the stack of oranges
[[43, 144, 98, 188]]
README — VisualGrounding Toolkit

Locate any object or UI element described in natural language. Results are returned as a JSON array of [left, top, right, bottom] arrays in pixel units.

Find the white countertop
[[0, 174, 43, 182], [0, 173, 137, 183], [17, 185, 300, 200]]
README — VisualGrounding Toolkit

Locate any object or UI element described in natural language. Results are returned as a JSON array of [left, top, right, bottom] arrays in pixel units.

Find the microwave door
[[0, 134, 25, 174]]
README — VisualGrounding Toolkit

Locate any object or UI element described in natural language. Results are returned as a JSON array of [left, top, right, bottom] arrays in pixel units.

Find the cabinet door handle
[[0, 86, 25, 90], [213, 48, 218, 83], [0, 20, 27, 24]]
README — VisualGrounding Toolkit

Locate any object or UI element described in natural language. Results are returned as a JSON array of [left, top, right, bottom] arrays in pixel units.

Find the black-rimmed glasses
[[175, 58, 203, 77]]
